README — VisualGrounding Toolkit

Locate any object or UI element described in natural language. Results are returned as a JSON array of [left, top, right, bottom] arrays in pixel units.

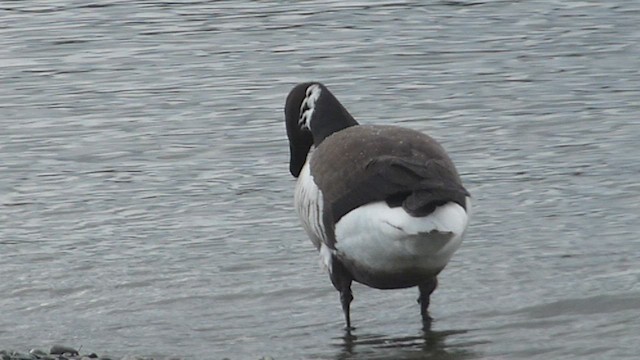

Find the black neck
[[309, 85, 358, 146], [285, 82, 359, 177]]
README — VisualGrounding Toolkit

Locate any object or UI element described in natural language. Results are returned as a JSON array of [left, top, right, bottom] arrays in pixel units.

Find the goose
[[285, 82, 470, 329]]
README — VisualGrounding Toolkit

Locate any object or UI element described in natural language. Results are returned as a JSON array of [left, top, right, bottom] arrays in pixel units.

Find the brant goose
[[285, 82, 470, 329]]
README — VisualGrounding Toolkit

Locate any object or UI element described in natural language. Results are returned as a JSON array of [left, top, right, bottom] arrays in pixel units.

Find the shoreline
[[0, 347, 275, 360]]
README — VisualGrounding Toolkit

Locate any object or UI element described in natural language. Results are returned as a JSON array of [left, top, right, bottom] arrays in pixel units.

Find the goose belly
[[333, 199, 470, 288]]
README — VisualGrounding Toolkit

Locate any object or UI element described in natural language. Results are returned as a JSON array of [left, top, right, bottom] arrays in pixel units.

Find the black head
[[284, 82, 358, 177]]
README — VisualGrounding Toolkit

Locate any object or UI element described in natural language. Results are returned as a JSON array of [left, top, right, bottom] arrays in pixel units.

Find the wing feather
[[308, 125, 470, 248]]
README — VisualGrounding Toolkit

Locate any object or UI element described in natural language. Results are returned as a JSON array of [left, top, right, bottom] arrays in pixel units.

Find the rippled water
[[1, 1, 639, 359]]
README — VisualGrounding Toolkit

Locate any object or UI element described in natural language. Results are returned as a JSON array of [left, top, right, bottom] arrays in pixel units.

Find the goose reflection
[[334, 324, 475, 360]]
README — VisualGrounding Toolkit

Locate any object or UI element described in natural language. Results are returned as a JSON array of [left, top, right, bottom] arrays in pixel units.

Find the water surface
[[1, 1, 639, 359]]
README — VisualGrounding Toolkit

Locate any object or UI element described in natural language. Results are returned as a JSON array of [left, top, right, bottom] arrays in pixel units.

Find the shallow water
[[1, 1, 639, 359]]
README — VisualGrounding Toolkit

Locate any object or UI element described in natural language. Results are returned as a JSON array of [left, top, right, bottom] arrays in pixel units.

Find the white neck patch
[[299, 84, 321, 131]]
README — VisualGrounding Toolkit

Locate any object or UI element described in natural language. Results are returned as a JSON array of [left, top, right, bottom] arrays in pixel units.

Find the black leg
[[329, 257, 354, 330], [418, 277, 438, 325], [340, 286, 354, 330]]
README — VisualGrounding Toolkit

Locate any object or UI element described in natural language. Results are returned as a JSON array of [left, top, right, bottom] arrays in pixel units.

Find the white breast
[[294, 161, 335, 271], [294, 161, 325, 250], [334, 198, 470, 274]]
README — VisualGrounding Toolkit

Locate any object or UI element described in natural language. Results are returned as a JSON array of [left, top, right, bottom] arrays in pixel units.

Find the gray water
[[1, 1, 639, 359]]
